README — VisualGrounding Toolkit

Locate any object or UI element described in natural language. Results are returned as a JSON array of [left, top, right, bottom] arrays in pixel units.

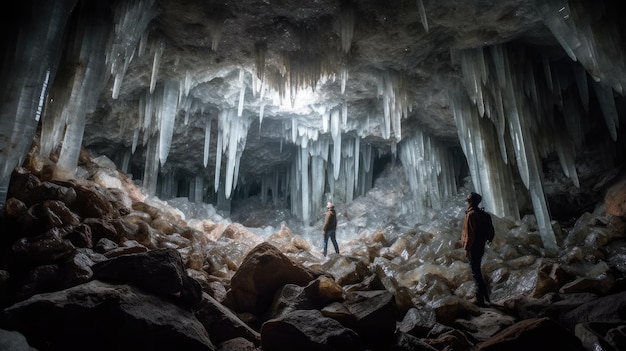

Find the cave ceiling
[[83, 0, 558, 182]]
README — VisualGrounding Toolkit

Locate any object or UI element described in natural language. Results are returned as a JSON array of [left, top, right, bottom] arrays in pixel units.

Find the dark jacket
[[323, 208, 337, 232]]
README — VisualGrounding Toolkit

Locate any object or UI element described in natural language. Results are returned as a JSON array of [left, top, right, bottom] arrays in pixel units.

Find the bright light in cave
[[271, 75, 333, 114]]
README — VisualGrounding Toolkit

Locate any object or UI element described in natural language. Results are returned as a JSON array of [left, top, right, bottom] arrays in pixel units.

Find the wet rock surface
[[0, 148, 625, 350]]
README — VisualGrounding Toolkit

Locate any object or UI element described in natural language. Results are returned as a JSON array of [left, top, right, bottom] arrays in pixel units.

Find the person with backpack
[[322, 202, 340, 257], [461, 192, 492, 307]]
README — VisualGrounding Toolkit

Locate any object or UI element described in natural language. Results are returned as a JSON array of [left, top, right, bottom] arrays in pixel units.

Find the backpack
[[478, 208, 495, 243]]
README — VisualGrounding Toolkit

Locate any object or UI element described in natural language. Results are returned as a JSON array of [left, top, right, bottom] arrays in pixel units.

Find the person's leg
[[329, 229, 339, 254], [469, 248, 488, 305], [323, 231, 329, 256]]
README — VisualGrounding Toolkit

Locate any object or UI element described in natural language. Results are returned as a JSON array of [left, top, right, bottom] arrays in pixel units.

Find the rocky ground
[[1, 142, 625, 351]]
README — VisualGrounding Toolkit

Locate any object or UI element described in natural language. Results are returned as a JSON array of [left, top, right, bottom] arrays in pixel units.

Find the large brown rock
[[605, 175, 626, 217], [83, 218, 121, 243], [0, 280, 214, 351], [399, 307, 437, 338], [560, 291, 626, 331], [6, 168, 41, 206], [195, 292, 261, 346], [476, 317, 584, 351], [344, 290, 397, 347], [261, 309, 362, 351], [0, 329, 36, 351], [104, 187, 133, 216], [11, 227, 76, 266], [19, 200, 81, 237], [266, 224, 312, 253], [265, 275, 344, 320], [223, 242, 316, 315], [72, 183, 120, 220], [92, 248, 202, 307]]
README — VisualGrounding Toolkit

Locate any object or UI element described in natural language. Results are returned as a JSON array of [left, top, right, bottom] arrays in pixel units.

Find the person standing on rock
[[461, 192, 491, 306], [322, 202, 339, 257]]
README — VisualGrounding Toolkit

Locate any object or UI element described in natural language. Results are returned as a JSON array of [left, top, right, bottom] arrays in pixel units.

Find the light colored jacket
[[461, 206, 480, 250], [323, 208, 337, 232]]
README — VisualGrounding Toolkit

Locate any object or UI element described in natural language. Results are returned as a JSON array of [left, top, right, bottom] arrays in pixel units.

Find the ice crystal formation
[[1, 0, 624, 249]]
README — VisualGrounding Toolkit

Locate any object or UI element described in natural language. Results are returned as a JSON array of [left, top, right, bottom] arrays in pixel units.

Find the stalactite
[[400, 129, 460, 223], [534, 0, 626, 94], [340, 3, 355, 54], [208, 19, 223, 51], [452, 39, 622, 251], [416, 0, 429, 32], [108, 0, 157, 99], [0, 0, 78, 206], [150, 39, 165, 94]]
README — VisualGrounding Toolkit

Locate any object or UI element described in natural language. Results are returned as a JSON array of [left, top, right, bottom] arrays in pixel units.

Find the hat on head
[[327, 202, 334, 208], [466, 192, 482, 205]]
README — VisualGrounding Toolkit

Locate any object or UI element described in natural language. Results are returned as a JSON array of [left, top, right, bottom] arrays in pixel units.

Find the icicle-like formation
[[592, 80, 619, 141], [340, 4, 355, 54], [329, 107, 343, 180], [214, 124, 223, 192], [300, 146, 310, 223], [356, 143, 374, 197], [55, 6, 112, 179], [203, 117, 212, 167], [341, 68, 348, 94], [255, 42, 267, 81], [453, 43, 597, 251], [150, 39, 165, 94], [399, 130, 459, 221], [284, 131, 336, 223], [573, 63, 589, 112], [259, 82, 267, 127], [208, 19, 223, 51], [452, 89, 519, 221], [237, 68, 246, 117], [143, 89, 154, 134], [269, 46, 339, 103], [132, 129, 139, 153], [379, 71, 409, 141], [289, 157, 302, 221], [534, 0, 626, 94], [183, 100, 191, 125], [158, 80, 180, 165], [310, 155, 325, 211], [39, 72, 70, 159], [138, 32, 149, 57], [215, 109, 251, 199], [416, 0, 429, 32], [0, 0, 76, 205], [142, 135, 160, 196], [292, 119, 298, 144], [554, 125, 579, 188], [363, 143, 372, 172], [183, 70, 193, 98], [322, 109, 330, 133], [194, 176, 204, 203], [108, 0, 157, 99], [332, 133, 343, 181], [354, 137, 360, 191], [342, 138, 356, 203], [121, 149, 131, 173], [260, 175, 269, 204]]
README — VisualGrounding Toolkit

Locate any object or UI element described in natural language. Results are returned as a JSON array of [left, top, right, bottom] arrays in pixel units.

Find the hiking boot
[[474, 294, 488, 307], [469, 297, 487, 307]]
